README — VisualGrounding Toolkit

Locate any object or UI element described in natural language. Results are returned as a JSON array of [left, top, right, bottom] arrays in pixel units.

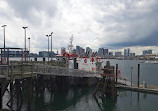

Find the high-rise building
[[130, 53, 135, 57], [127, 48, 130, 57], [115, 52, 122, 57], [80, 47, 85, 54], [76, 46, 80, 55], [98, 48, 104, 57], [109, 52, 113, 57], [124, 49, 128, 57], [143, 50, 152, 56], [148, 50, 152, 54], [86, 47, 92, 57], [104, 49, 109, 56]]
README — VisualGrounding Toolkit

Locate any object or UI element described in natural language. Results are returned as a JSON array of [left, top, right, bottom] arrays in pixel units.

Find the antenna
[[68, 35, 74, 54]]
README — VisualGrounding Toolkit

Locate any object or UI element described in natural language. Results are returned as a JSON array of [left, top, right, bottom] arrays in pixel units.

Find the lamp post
[[46, 35, 50, 62], [131, 67, 133, 86], [28, 37, 30, 61], [22, 27, 28, 62], [50, 32, 53, 63], [2, 25, 7, 58]]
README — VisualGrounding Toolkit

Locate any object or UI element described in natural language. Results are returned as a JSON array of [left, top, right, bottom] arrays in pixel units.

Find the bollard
[[143, 81, 147, 88]]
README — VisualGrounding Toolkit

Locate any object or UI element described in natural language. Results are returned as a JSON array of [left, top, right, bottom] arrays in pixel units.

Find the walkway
[[0, 62, 101, 80]]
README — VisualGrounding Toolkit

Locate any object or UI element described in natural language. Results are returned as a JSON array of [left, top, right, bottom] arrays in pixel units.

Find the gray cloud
[[96, 0, 158, 48], [6, 0, 57, 25], [106, 31, 158, 47], [0, 0, 158, 54]]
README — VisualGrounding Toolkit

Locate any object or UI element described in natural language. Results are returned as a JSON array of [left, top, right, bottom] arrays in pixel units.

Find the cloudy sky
[[0, 0, 158, 54]]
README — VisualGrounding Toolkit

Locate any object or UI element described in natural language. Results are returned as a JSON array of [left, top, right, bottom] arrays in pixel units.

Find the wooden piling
[[10, 81, 13, 110], [93, 61, 117, 99], [116, 64, 118, 84], [0, 82, 2, 109], [137, 64, 140, 88]]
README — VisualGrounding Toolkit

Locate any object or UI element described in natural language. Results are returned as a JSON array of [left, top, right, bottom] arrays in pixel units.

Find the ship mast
[[68, 35, 73, 55]]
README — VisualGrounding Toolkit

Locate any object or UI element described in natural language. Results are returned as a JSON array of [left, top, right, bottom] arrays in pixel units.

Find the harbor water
[[2, 86, 158, 111], [103, 59, 158, 86], [2, 58, 158, 111]]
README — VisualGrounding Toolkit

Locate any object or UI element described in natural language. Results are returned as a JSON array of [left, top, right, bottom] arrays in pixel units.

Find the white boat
[[69, 57, 103, 72]]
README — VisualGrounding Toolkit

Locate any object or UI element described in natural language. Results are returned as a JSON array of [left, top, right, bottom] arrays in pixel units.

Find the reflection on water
[[2, 86, 158, 111], [94, 96, 117, 111]]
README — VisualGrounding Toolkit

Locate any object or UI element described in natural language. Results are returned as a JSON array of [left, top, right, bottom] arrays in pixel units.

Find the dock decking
[[0, 61, 102, 80], [116, 85, 158, 95]]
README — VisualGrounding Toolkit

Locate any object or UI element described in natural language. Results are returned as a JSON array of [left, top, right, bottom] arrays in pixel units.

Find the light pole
[[28, 37, 30, 61], [50, 32, 53, 63], [2, 25, 7, 58], [22, 27, 28, 62], [46, 35, 50, 62], [131, 67, 133, 86]]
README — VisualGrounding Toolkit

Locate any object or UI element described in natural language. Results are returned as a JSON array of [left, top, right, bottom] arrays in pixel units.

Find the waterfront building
[[115, 52, 122, 57], [76, 46, 80, 55], [143, 50, 152, 56], [49, 51, 55, 57], [98, 48, 104, 57], [127, 48, 130, 57], [145, 54, 157, 60], [39, 51, 48, 57], [1, 50, 28, 57], [104, 49, 109, 57], [30, 53, 38, 57], [80, 47, 85, 55], [130, 53, 135, 58], [124, 49, 128, 57], [75, 46, 85, 57], [109, 52, 113, 57], [86, 47, 92, 57]]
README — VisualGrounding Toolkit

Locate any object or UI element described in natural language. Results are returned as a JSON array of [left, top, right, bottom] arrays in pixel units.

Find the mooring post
[[10, 81, 13, 109], [74, 58, 78, 69], [0, 82, 2, 109], [137, 64, 140, 88], [31, 65, 33, 77], [11, 65, 13, 81], [116, 64, 118, 84]]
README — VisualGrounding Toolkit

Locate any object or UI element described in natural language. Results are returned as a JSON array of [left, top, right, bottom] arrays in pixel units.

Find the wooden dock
[[116, 85, 158, 95], [0, 61, 102, 80]]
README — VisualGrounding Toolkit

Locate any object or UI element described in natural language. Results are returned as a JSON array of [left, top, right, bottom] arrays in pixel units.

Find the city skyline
[[0, 0, 158, 55], [2, 46, 155, 60]]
